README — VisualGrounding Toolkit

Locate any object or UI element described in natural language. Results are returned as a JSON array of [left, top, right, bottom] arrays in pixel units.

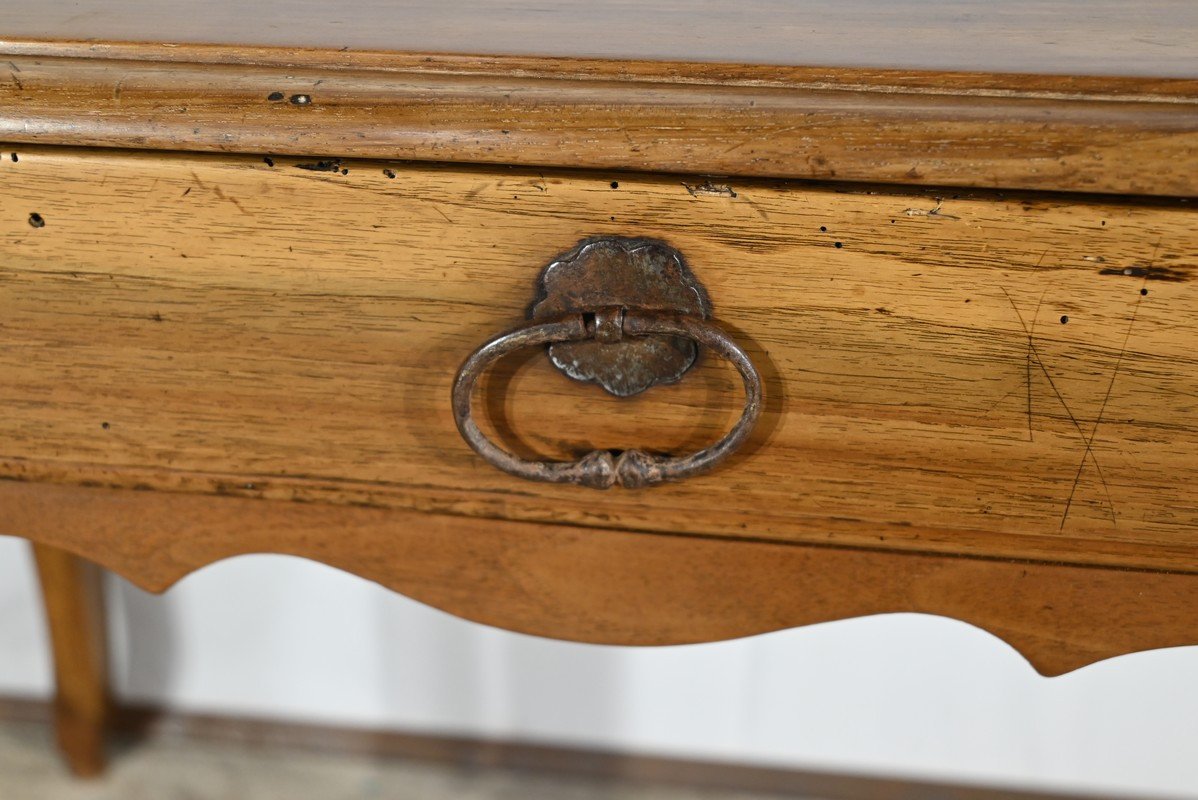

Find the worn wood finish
[[9, 480, 1198, 677], [2, 146, 1197, 574], [3, 51, 1198, 197], [3, 2, 1196, 784], [30, 543, 110, 777], [4, 0, 1198, 77]]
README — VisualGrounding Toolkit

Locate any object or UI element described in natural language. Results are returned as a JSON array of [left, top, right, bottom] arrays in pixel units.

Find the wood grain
[[9, 480, 1198, 677], [2, 146, 1197, 573], [31, 543, 111, 777], [2, 50, 1198, 197], [3, 0, 1197, 77]]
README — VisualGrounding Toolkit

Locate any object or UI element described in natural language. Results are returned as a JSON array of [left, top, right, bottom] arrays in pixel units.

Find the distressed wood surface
[[1, 146, 1197, 575], [3, 50, 1198, 197], [9, 480, 1198, 677], [4, 0, 1198, 77]]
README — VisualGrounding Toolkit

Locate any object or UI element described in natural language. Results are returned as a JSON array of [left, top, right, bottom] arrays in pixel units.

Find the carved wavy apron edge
[[6, 480, 1197, 678]]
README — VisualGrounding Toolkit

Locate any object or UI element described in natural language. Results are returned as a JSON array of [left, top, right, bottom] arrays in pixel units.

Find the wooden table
[[3, 0, 1198, 777]]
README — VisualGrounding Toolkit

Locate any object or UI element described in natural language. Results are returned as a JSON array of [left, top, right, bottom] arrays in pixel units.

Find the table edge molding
[[3, 41, 1198, 197]]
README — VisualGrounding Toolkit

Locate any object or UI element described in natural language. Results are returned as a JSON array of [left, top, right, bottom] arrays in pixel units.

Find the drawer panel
[[2, 146, 1196, 571]]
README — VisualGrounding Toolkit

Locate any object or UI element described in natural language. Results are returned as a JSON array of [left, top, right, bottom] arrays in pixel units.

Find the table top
[[5, 0, 1198, 78], [4, 2, 1198, 196]]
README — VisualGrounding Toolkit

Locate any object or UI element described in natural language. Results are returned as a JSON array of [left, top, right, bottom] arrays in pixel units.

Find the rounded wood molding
[[3, 45, 1197, 196]]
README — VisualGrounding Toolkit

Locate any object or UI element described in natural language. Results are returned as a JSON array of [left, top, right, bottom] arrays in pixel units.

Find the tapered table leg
[[31, 543, 111, 778]]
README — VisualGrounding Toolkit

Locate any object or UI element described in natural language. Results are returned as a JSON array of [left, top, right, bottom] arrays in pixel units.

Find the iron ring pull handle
[[452, 308, 763, 489]]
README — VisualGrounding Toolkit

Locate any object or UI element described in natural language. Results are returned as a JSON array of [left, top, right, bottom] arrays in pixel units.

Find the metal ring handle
[[452, 309, 763, 489]]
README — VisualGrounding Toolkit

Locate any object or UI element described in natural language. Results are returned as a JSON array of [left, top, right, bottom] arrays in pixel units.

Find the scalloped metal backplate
[[529, 237, 712, 397]]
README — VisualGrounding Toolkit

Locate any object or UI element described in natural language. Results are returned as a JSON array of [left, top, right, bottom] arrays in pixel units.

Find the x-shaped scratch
[[1058, 241, 1157, 530], [1001, 287, 1118, 528]]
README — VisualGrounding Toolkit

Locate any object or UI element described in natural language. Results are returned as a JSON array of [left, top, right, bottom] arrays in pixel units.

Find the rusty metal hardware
[[530, 236, 712, 397], [452, 309, 761, 488], [451, 237, 763, 489]]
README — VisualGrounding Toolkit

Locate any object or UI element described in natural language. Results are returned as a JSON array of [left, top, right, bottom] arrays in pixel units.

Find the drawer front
[[2, 146, 1196, 572]]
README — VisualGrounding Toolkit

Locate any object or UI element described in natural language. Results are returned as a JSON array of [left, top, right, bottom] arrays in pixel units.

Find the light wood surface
[[5, 3, 1197, 779], [3, 0, 1198, 77], [3, 50, 1197, 197], [10, 480, 1198, 677], [2, 146, 1197, 573], [30, 544, 110, 777]]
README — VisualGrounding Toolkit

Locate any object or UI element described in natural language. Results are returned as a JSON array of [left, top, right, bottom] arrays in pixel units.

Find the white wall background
[[1, 534, 1196, 798]]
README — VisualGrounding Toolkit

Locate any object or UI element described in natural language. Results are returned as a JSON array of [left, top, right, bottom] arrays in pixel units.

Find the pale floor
[[0, 720, 816, 800]]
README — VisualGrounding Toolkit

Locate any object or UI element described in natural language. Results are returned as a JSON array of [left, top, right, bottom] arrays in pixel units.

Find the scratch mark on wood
[[1024, 287, 1050, 442], [982, 385, 1022, 416], [720, 125, 801, 157], [1059, 298, 1139, 530], [1002, 287, 1038, 442], [740, 194, 771, 221], [1002, 285, 1116, 526], [1060, 242, 1158, 530], [1023, 249, 1053, 443], [1009, 250, 1049, 442], [212, 185, 248, 215]]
